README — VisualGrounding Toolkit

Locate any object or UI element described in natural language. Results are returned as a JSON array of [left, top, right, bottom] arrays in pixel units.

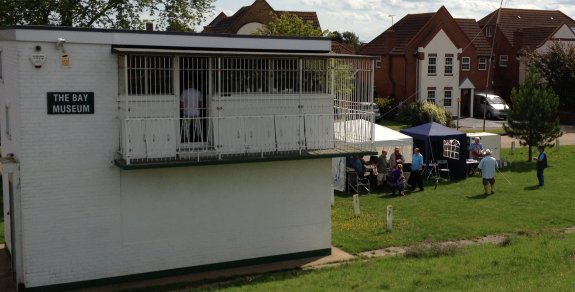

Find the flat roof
[[112, 47, 375, 59], [0, 25, 331, 53]]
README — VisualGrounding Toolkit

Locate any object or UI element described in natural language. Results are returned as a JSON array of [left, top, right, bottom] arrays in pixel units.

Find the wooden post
[[353, 194, 360, 216], [511, 141, 515, 154], [386, 205, 393, 231], [556, 139, 560, 152]]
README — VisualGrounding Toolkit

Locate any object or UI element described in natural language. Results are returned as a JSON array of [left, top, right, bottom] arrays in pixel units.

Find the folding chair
[[423, 162, 437, 180], [436, 159, 450, 181], [347, 170, 370, 194]]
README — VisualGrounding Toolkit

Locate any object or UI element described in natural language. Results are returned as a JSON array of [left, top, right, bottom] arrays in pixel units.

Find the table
[[466, 159, 479, 176]]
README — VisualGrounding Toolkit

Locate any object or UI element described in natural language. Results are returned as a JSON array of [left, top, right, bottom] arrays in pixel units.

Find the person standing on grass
[[534, 145, 548, 187], [408, 148, 424, 191], [478, 149, 498, 195], [376, 150, 388, 188], [388, 147, 403, 169]]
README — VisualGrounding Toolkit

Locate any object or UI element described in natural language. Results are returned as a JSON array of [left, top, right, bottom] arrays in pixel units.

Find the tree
[[331, 30, 361, 52], [503, 67, 562, 161], [529, 41, 575, 113], [0, 0, 215, 31], [253, 13, 330, 37]]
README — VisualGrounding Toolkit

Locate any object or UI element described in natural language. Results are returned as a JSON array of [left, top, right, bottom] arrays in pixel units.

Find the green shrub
[[374, 96, 396, 120], [397, 101, 453, 127]]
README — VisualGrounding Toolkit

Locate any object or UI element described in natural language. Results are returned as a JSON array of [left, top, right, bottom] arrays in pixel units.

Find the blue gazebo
[[400, 122, 468, 179]]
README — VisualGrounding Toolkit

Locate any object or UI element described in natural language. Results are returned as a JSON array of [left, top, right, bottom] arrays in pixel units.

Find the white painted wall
[[0, 30, 334, 289], [237, 22, 264, 35], [0, 41, 23, 254], [519, 25, 575, 84], [418, 29, 461, 116]]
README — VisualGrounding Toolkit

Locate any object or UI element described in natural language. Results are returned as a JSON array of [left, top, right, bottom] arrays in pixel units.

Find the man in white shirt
[[181, 87, 203, 142], [477, 149, 498, 195]]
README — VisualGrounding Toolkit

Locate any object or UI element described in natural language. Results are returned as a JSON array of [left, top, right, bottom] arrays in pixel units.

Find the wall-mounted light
[[56, 38, 66, 53]]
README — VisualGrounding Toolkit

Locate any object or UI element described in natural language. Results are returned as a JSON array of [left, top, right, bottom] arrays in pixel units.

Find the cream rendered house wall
[[519, 25, 575, 83], [418, 29, 461, 117]]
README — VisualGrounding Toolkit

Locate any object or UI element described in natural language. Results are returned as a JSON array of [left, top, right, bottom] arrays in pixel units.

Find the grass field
[[146, 232, 575, 291], [332, 146, 575, 253]]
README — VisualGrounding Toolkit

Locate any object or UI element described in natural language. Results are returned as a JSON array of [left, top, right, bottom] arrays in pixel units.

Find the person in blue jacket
[[534, 145, 548, 187]]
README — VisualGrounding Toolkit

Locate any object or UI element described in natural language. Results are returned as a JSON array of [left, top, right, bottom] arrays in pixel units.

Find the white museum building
[[0, 26, 375, 290]]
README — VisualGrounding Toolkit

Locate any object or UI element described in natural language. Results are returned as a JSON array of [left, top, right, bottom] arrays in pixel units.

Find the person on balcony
[[181, 84, 204, 143]]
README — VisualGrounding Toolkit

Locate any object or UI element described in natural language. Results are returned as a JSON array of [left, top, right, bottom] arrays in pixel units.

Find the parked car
[[473, 93, 509, 119], [359, 102, 382, 121]]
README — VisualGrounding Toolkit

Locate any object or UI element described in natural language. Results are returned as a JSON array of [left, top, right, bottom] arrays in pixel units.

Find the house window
[[485, 26, 493, 37], [444, 89, 452, 107], [375, 56, 382, 68], [5, 105, 10, 141], [428, 54, 437, 75], [499, 55, 508, 67], [444, 54, 453, 75], [461, 57, 470, 71], [427, 88, 436, 104], [478, 57, 487, 70]]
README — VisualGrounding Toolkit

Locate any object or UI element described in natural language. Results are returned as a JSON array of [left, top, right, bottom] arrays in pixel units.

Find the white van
[[473, 93, 509, 119]]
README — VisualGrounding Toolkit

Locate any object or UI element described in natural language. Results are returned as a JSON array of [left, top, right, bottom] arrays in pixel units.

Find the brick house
[[361, 6, 492, 117], [0, 26, 374, 290], [203, 0, 321, 35], [478, 8, 575, 99]]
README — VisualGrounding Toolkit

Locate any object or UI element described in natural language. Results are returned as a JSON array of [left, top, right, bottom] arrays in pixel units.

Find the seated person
[[469, 137, 484, 159], [390, 164, 406, 196], [350, 156, 366, 178]]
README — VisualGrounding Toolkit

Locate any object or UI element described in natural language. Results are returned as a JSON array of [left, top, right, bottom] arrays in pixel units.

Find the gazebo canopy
[[401, 122, 468, 179]]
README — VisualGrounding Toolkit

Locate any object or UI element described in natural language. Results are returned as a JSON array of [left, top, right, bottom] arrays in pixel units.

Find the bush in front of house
[[374, 96, 397, 120], [397, 101, 453, 127]]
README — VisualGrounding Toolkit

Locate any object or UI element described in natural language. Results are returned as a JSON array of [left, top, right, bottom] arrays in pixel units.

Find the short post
[[556, 139, 560, 152], [331, 186, 335, 207], [353, 194, 360, 216], [511, 141, 515, 154], [386, 205, 393, 232]]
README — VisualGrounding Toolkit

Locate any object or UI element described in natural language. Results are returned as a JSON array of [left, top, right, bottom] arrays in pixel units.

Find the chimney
[[513, 29, 523, 51], [145, 22, 154, 31], [383, 29, 395, 54]]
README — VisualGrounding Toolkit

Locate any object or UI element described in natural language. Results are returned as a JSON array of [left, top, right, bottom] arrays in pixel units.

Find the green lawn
[[133, 232, 575, 291], [333, 146, 575, 253]]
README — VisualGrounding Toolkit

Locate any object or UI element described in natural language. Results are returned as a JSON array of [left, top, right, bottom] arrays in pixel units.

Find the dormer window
[[485, 26, 493, 37]]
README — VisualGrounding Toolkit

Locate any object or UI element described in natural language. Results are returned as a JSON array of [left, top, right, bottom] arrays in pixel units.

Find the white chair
[[436, 159, 450, 180]]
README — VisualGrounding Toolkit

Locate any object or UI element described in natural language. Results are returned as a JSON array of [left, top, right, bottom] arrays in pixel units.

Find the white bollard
[[353, 194, 360, 216], [511, 141, 515, 154], [331, 186, 335, 207], [387, 205, 393, 232]]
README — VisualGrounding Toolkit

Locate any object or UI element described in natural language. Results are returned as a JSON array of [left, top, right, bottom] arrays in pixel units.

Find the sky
[[199, 0, 575, 42]]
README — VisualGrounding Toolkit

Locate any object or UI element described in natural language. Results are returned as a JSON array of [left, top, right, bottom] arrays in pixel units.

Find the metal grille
[[117, 54, 375, 165]]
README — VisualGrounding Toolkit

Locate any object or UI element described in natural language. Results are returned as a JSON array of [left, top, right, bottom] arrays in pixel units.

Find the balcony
[[113, 53, 375, 168], [115, 111, 375, 169]]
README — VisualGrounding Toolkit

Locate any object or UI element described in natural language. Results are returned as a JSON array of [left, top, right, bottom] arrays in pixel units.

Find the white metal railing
[[116, 54, 375, 165], [119, 111, 374, 164]]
